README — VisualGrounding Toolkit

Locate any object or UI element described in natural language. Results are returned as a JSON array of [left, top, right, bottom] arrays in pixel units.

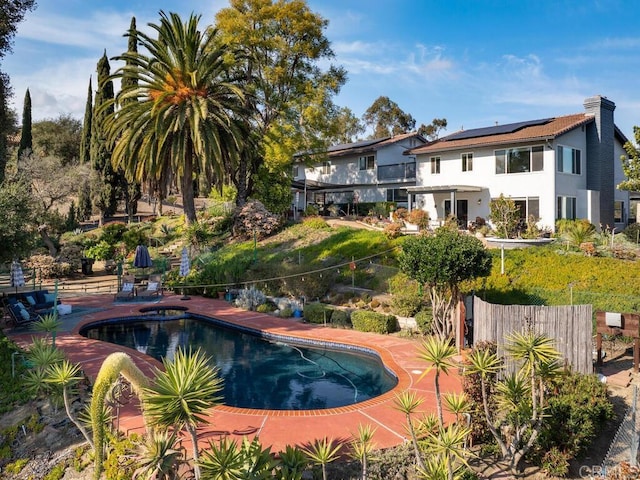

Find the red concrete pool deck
[[8, 293, 462, 452]]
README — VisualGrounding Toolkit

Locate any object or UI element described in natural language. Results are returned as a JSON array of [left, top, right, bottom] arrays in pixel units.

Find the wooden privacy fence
[[473, 296, 593, 374]]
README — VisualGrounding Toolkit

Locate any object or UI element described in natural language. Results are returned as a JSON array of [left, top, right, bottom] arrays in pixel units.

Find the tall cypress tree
[[120, 17, 141, 222], [0, 72, 13, 184], [80, 77, 92, 164], [90, 51, 117, 224], [17, 87, 31, 161]]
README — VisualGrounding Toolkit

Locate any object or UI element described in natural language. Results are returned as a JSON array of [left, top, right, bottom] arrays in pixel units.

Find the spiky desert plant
[[31, 313, 62, 346], [46, 359, 93, 448], [143, 348, 223, 480], [276, 445, 308, 480], [393, 391, 426, 471], [417, 335, 457, 427], [91, 352, 150, 480], [349, 424, 377, 480], [302, 437, 341, 480], [133, 430, 183, 480]]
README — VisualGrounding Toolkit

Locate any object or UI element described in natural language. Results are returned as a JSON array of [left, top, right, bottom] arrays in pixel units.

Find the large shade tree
[[105, 11, 248, 224], [363, 96, 416, 138], [398, 228, 492, 339], [0, 0, 36, 183], [618, 125, 640, 192], [215, 0, 347, 209]]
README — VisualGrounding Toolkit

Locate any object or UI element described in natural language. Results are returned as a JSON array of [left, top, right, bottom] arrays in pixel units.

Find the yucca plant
[[31, 313, 62, 346], [423, 423, 472, 480], [276, 445, 308, 480], [349, 424, 377, 480], [417, 335, 458, 427], [302, 437, 341, 480], [143, 348, 223, 480], [393, 391, 426, 472], [133, 430, 183, 480], [46, 359, 93, 448]]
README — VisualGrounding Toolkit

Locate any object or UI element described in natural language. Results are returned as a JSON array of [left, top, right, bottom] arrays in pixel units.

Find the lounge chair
[[115, 276, 136, 301], [4, 299, 40, 327], [137, 274, 163, 298]]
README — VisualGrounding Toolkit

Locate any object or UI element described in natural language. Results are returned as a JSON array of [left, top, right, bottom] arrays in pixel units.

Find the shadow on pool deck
[[6, 292, 463, 453]]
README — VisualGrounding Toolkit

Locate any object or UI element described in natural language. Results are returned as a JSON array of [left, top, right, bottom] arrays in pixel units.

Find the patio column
[[450, 190, 457, 217]]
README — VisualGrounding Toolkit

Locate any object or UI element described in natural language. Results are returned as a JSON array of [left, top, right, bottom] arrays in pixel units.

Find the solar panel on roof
[[444, 118, 553, 141]]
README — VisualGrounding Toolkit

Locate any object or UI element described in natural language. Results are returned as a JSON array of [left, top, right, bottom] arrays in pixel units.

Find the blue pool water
[[81, 314, 397, 410]]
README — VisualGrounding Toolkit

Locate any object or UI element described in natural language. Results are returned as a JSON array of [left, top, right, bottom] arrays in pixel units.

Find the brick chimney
[[583, 95, 615, 227]]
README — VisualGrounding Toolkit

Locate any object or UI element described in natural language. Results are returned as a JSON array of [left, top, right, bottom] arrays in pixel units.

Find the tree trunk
[[38, 225, 57, 257], [181, 148, 197, 224], [63, 387, 94, 449], [187, 424, 201, 480]]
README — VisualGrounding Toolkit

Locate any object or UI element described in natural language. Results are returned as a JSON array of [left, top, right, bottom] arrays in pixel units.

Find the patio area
[[6, 292, 463, 452]]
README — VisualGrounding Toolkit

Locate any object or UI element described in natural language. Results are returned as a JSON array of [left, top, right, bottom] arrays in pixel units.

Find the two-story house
[[292, 132, 426, 213], [405, 96, 630, 232]]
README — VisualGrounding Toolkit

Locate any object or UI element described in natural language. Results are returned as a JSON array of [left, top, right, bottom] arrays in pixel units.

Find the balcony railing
[[377, 162, 416, 181]]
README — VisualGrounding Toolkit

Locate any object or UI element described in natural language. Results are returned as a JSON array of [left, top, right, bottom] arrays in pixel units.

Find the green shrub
[[536, 371, 614, 459], [302, 216, 328, 229], [351, 310, 399, 334], [122, 225, 151, 251], [303, 302, 332, 324], [541, 447, 570, 478], [279, 307, 293, 318], [330, 309, 351, 328], [100, 222, 127, 244], [256, 304, 272, 313], [388, 272, 425, 316], [103, 432, 140, 480], [304, 204, 319, 216], [5, 458, 29, 474], [414, 308, 433, 334], [44, 463, 66, 480], [623, 222, 640, 243]]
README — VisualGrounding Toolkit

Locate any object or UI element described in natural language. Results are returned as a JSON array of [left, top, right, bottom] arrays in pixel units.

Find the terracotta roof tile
[[408, 113, 594, 154]]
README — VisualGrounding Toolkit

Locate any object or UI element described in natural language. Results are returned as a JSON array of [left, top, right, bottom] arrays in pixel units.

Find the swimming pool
[[80, 312, 397, 410]]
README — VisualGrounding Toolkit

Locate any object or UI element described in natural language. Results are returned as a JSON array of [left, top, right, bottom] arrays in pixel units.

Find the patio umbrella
[[10, 260, 25, 294], [133, 245, 153, 273], [179, 247, 190, 300]]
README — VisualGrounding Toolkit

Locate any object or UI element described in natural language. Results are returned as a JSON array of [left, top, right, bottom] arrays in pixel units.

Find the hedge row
[[351, 310, 400, 334]]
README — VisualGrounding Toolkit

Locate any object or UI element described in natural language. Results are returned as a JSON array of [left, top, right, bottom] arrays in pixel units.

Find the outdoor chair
[[4, 299, 40, 327], [137, 274, 163, 298], [115, 275, 136, 301]]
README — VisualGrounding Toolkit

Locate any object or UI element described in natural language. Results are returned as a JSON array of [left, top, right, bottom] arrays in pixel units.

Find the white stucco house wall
[[405, 96, 630, 232], [291, 132, 426, 213]]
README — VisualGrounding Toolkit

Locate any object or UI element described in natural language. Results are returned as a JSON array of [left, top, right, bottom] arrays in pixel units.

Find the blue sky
[[4, 0, 640, 140]]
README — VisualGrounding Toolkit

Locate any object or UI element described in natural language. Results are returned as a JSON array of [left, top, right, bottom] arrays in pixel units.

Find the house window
[[557, 146, 581, 174], [359, 155, 375, 170], [557, 196, 577, 220], [513, 197, 540, 219], [386, 188, 408, 203], [430, 156, 441, 174], [292, 166, 299, 177], [321, 161, 330, 174], [614, 201, 625, 223], [462, 153, 473, 172], [495, 146, 544, 174]]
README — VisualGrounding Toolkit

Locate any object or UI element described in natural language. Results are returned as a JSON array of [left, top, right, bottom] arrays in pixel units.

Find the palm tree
[[417, 335, 457, 427], [143, 347, 223, 480], [105, 11, 248, 224]]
